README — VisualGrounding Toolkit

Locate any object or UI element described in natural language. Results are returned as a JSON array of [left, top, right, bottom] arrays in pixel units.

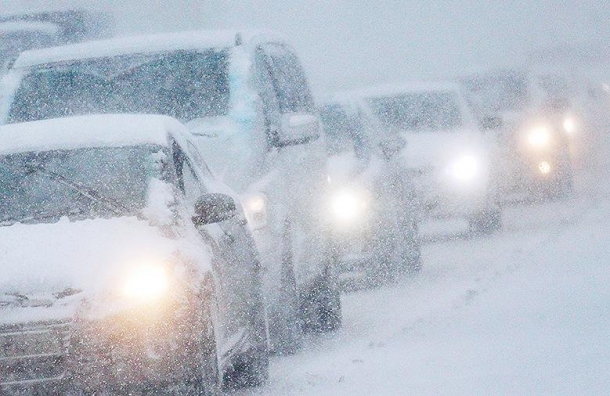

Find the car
[[355, 82, 502, 234], [0, 8, 114, 74], [319, 94, 422, 287], [461, 69, 575, 200], [0, 114, 268, 394], [0, 29, 341, 353]]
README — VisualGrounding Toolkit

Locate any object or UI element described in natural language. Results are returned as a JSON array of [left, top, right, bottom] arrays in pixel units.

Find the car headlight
[[528, 126, 551, 148], [330, 189, 367, 223], [538, 160, 552, 174], [242, 193, 268, 230], [121, 264, 169, 302], [563, 116, 576, 134], [449, 155, 479, 182]]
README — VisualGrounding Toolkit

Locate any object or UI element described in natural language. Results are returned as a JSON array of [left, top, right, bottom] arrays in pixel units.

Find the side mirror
[[271, 113, 320, 147], [481, 116, 503, 131], [192, 193, 237, 225]]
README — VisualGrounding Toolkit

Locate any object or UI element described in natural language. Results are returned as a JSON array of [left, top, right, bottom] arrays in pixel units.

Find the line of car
[[0, 27, 581, 394]]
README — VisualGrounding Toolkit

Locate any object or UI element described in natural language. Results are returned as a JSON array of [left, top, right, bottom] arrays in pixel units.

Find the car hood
[[0, 216, 182, 299], [327, 151, 382, 189], [396, 129, 489, 171]]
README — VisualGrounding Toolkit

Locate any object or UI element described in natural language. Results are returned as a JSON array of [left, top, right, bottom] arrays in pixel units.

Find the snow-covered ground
[[236, 138, 610, 395]]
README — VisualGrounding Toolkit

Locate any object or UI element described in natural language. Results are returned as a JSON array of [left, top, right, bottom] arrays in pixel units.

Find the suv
[[319, 94, 422, 287], [0, 30, 340, 353], [356, 82, 502, 233], [0, 9, 113, 73], [0, 114, 268, 394], [461, 69, 575, 200]]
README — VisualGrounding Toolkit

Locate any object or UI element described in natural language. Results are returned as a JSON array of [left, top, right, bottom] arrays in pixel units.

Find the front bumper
[[0, 298, 208, 394], [0, 320, 71, 393]]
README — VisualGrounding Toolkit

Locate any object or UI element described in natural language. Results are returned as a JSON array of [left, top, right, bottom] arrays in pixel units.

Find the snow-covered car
[[319, 95, 422, 285], [356, 82, 502, 233], [461, 69, 575, 200], [0, 8, 113, 74], [0, 29, 340, 354], [0, 115, 268, 394]]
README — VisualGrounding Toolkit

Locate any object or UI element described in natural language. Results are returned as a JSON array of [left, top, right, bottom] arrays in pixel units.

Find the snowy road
[[235, 164, 610, 395]]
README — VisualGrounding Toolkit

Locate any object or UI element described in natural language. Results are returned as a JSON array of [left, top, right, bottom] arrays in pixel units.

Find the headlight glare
[[528, 126, 551, 148], [122, 265, 169, 302], [331, 190, 365, 222], [450, 155, 479, 182], [563, 117, 576, 134]]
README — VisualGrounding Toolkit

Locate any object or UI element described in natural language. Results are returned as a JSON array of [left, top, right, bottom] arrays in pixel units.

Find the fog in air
[[1, 0, 610, 395], [17, 0, 609, 92]]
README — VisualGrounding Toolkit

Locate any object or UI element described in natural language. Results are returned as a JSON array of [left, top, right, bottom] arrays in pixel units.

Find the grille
[[0, 320, 71, 392]]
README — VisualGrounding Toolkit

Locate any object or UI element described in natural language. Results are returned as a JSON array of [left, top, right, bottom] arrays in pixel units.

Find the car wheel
[[469, 207, 502, 234], [223, 347, 269, 389], [301, 266, 342, 332], [268, 219, 303, 355]]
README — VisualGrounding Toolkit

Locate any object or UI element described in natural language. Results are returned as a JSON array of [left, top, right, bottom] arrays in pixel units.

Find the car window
[[8, 49, 230, 124], [319, 103, 371, 158], [368, 91, 463, 132], [172, 140, 205, 207], [262, 43, 314, 114], [255, 47, 282, 145]]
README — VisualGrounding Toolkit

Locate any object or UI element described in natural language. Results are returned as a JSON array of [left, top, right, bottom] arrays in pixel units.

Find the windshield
[[319, 103, 371, 157], [0, 146, 159, 225], [462, 72, 530, 115], [8, 49, 230, 124], [367, 91, 462, 132]]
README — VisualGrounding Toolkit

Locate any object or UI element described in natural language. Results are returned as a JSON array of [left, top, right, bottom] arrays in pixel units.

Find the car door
[[171, 139, 263, 363]]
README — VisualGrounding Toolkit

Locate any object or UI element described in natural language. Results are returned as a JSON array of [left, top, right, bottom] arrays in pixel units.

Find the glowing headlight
[[450, 155, 479, 182], [122, 265, 169, 302], [528, 126, 551, 148], [242, 193, 268, 229], [563, 117, 576, 134], [331, 190, 366, 222], [538, 161, 552, 174]]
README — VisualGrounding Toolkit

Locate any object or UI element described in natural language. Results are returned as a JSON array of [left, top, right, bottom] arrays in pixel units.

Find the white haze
[[3, 0, 608, 94]]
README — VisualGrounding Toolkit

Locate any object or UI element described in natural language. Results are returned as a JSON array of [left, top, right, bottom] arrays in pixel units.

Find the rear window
[[8, 49, 230, 124], [319, 103, 370, 156], [368, 91, 462, 132]]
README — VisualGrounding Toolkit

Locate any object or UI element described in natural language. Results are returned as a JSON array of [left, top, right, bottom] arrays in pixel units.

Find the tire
[[400, 220, 422, 274], [469, 207, 502, 235], [223, 347, 269, 389], [268, 219, 303, 355], [301, 268, 342, 333]]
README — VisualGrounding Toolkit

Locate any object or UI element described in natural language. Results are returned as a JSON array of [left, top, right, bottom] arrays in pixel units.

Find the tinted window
[[319, 103, 370, 157], [368, 91, 463, 132], [263, 44, 314, 114], [8, 49, 230, 124]]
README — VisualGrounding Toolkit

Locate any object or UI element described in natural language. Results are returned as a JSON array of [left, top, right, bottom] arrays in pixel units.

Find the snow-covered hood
[[327, 151, 382, 190], [397, 129, 489, 171], [0, 217, 185, 299]]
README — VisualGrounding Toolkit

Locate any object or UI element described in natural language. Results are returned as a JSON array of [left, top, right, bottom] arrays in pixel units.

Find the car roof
[[354, 81, 465, 99], [0, 114, 188, 155], [0, 21, 60, 35], [12, 29, 287, 69]]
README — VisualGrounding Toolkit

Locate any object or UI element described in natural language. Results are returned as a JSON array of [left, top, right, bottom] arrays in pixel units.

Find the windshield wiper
[[0, 207, 89, 226], [25, 164, 130, 216]]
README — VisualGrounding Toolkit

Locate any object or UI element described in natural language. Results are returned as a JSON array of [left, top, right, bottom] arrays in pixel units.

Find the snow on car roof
[[0, 21, 60, 35], [354, 81, 465, 99], [13, 29, 287, 69], [0, 114, 186, 155]]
